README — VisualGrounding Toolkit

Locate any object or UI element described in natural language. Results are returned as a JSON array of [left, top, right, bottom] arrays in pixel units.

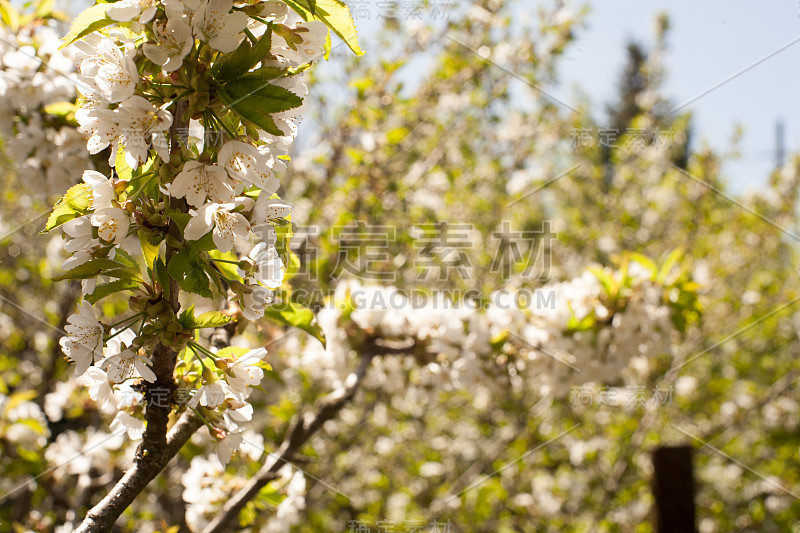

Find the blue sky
[[556, 0, 800, 192], [347, 0, 800, 193]]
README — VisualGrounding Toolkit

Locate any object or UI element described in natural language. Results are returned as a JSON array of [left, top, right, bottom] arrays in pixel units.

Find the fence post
[[652, 445, 698, 533]]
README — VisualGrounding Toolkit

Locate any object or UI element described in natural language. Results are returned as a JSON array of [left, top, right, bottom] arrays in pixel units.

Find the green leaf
[[85, 280, 139, 304], [264, 301, 325, 347], [41, 183, 92, 233], [216, 346, 250, 359], [217, 79, 303, 136], [208, 250, 242, 280], [168, 251, 212, 298], [214, 26, 273, 81], [154, 257, 170, 301], [53, 258, 140, 281], [587, 265, 617, 296], [140, 230, 164, 274], [178, 304, 196, 326], [283, 0, 363, 56], [566, 311, 595, 334], [220, 75, 303, 110], [59, 3, 114, 49], [180, 311, 232, 329], [0, 0, 19, 31], [657, 247, 684, 283], [113, 248, 138, 269]]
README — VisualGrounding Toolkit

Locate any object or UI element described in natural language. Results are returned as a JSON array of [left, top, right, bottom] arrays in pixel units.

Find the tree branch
[[74, 99, 198, 533], [74, 410, 203, 533], [201, 352, 375, 533]]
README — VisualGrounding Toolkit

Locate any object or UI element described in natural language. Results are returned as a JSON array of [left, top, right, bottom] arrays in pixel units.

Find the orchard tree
[[1, 1, 799, 532]]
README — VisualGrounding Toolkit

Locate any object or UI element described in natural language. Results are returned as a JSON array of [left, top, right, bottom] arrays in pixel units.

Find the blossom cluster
[[0, 23, 92, 197], [290, 263, 676, 399], [50, 0, 338, 465]]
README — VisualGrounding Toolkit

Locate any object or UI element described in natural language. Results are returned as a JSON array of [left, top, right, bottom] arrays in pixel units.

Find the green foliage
[[59, 3, 114, 48], [264, 300, 325, 346], [213, 28, 274, 81], [282, 0, 363, 55], [179, 308, 233, 329], [40, 183, 92, 233], [167, 251, 212, 298], [217, 77, 303, 136]]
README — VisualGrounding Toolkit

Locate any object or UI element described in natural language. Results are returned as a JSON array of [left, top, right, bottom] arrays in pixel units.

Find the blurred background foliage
[[1, 0, 799, 532]]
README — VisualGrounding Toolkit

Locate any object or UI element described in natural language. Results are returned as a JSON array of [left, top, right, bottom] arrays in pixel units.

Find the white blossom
[[240, 284, 273, 321], [171, 162, 240, 207], [91, 207, 131, 244], [107, 0, 157, 23], [184, 202, 250, 252], [143, 18, 194, 72], [192, 0, 247, 53], [59, 301, 104, 377], [116, 95, 173, 168], [79, 367, 116, 409], [188, 381, 237, 408], [82, 170, 115, 210], [110, 411, 145, 439], [74, 34, 138, 103], [218, 140, 274, 188], [214, 431, 242, 466], [225, 348, 267, 391], [101, 347, 156, 383]]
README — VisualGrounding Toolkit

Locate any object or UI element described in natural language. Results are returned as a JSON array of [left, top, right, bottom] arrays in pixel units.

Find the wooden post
[[652, 445, 698, 533]]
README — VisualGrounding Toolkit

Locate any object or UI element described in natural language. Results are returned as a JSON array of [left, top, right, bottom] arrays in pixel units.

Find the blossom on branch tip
[[243, 242, 284, 288], [225, 348, 267, 391]]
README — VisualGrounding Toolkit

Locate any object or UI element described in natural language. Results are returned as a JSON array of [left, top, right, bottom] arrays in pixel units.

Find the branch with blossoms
[[39, 0, 362, 530], [202, 349, 375, 533]]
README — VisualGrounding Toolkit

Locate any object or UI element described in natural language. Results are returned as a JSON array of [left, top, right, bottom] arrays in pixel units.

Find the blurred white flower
[[110, 411, 145, 439]]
